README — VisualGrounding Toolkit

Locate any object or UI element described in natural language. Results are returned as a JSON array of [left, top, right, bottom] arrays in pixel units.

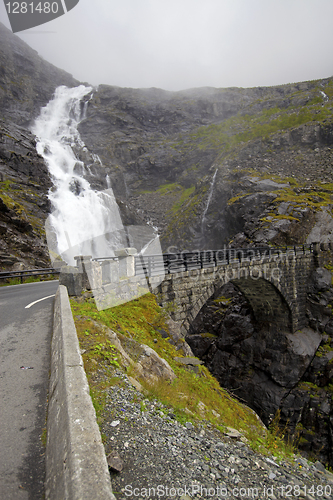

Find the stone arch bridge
[[60, 245, 318, 335], [153, 246, 316, 335]]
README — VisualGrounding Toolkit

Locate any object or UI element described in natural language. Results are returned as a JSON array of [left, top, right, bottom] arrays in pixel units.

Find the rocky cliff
[[0, 22, 78, 126], [186, 260, 333, 467]]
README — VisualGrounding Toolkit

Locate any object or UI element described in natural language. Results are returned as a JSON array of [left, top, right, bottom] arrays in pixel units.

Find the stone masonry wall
[[156, 251, 315, 335]]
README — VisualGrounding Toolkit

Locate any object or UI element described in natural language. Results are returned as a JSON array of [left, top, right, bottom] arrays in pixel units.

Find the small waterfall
[[201, 168, 218, 234], [123, 174, 130, 199], [32, 85, 124, 265], [320, 90, 329, 102]]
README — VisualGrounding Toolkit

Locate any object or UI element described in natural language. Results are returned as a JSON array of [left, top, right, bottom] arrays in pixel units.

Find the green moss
[[308, 96, 324, 105], [41, 427, 47, 447], [273, 187, 333, 209], [161, 184, 208, 244], [213, 295, 231, 305], [260, 214, 300, 223], [299, 381, 323, 395], [0, 179, 12, 191], [227, 193, 250, 206], [182, 104, 332, 154], [200, 332, 218, 339], [316, 342, 333, 357], [170, 185, 195, 212], [0, 193, 20, 212], [157, 183, 182, 195]]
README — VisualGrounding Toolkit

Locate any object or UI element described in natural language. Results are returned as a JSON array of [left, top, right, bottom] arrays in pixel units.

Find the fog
[[1, 0, 333, 91]]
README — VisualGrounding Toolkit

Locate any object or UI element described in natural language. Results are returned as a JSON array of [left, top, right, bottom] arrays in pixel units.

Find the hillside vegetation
[[70, 293, 295, 462]]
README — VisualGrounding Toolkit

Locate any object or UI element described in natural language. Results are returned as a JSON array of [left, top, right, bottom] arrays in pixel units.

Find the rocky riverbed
[[100, 370, 333, 500]]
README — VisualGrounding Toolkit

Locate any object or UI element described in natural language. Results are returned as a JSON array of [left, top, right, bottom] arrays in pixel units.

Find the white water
[[201, 168, 218, 234], [320, 90, 329, 102], [32, 85, 124, 265]]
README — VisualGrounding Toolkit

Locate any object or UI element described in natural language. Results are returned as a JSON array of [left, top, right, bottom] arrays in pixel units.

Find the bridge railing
[[134, 244, 314, 276], [0, 268, 60, 284], [1, 245, 313, 285]]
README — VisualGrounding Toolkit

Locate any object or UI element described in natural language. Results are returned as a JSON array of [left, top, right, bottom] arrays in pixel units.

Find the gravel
[[100, 371, 333, 500]]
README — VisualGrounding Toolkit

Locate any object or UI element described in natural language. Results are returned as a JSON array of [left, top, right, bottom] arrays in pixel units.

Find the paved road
[[0, 281, 59, 500]]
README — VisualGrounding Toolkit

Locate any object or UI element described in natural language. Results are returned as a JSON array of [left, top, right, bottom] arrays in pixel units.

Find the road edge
[[45, 285, 115, 500]]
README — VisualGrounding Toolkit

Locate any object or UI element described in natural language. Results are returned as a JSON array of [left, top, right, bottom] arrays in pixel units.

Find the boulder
[[135, 345, 176, 384], [313, 268, 332, 292]]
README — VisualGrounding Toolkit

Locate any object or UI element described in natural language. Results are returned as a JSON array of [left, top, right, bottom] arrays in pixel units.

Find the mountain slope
[[0, 22, 79, 126], [78, 79, 333, 251], [1, 21, 333, 467]]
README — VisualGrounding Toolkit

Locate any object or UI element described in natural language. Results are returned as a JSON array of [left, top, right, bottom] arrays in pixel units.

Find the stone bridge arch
[[156, 250, 315, 335], [185, 277, 293, 336]]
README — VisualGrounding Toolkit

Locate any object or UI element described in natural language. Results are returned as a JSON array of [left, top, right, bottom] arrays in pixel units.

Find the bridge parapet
[[156, 247, 315, 334]]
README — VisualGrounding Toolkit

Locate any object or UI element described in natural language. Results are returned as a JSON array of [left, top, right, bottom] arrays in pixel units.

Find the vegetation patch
[[170, 185, 196, 212], [227, 193, 251, 206], [273, 188, 333, 207], [177, 102, 333, 155], [0, 181, 47, 236]]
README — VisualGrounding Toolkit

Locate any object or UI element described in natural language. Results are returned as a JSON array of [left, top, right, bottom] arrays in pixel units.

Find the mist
[[1, 0, 333, 91]]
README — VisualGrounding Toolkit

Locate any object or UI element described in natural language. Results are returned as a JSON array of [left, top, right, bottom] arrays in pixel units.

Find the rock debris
[[101, 371, 333, 500]]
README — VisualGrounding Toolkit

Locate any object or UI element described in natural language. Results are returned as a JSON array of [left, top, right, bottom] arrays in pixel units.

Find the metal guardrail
[[134, 244, 314, 277], [1, 245, 313, 284], [0, 268, 60, 284], [92, 257, 118, 262]]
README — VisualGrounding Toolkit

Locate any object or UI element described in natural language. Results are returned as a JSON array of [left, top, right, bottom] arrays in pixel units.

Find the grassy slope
[[71, 293, 296, 462]]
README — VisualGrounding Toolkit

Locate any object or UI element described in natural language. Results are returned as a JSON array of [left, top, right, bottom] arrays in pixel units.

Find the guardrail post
[[74, 256, 93, 290], [184, 253, 188, 272], [101, 259, 119, 284], [114, 248, 137, 278], [59, 267, 83, 296], [312, 242, 320, 256]]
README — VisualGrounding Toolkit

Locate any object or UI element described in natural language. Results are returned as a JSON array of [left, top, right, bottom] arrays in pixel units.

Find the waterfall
[[201, 168, 218, 234], [32, 85, 124, 265]]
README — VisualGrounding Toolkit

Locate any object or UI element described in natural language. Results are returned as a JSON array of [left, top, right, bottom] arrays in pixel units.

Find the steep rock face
[[0, 22, 79, 126], [78, 84, 244, 196], [186, 265, 333, 467], [0, 119, 52, 268]]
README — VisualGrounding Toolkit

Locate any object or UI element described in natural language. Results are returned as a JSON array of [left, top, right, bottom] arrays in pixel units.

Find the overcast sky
[[1, 0, 333, 91]]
